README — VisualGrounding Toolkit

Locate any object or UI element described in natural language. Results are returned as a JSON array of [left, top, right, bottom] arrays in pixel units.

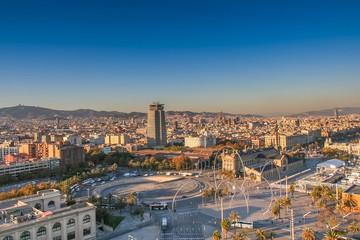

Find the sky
[[0, 0, 360, 114]]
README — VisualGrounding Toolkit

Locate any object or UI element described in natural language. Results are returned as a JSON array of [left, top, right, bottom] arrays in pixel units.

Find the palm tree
[[315, 198, 326, 211], [233, 232, 246, 240], [289, 182, 295, 198], [213, 230, 222, 240], [126, 192, 137, 212], [272, 203, 280, 220], [302, 228, 316, 240], [228, 211, 240, 233], [283, 197, 291, 214], [335, 203, 348, 216], [344, 194, 357, 212], [311, 186, 322, 203], [256, 229, 267, 240], [322, 229, 338, 240], [348, 221, 359, 237], [107, 193, 113, 209], [221, 219, 230, 239]]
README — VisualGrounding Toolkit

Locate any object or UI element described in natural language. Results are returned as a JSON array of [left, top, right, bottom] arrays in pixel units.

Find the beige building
[[0, 158, 60, 176], [0, 189, 96, 240], [105, 134, 131, 145]]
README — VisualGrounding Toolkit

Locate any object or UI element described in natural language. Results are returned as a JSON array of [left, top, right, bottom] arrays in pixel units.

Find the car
[[92, 183, 97, 187], [123, 173, 130, 177], [101, 181, 106, 185], [143, 174, 149, 177], [182, 196, 188, 198]]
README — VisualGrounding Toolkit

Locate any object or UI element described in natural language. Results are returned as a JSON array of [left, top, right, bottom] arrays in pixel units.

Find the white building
[[0, 189, 96, 240], [0, 145, 19, 161], [64, 135, 82, 145], [185, 135, 216, 148], [89, 134, 105, 145], [0, 158, 60, 176], [317, 159, 345, 169]]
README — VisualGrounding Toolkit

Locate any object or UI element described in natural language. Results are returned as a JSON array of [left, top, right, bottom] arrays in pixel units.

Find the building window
[[3, 236, 13, 240], [67, 231, 75, 240], [83, 227, 91, 236], [52, 222, 61, 232], [83, 215, 91, 223], [67, 218, 75, 227], [37, 226, 47, 236], [53, 236, 61, 240], [48, 200, 55, 208], [20, 231, 30, 240], [34, 203, 41, 210]]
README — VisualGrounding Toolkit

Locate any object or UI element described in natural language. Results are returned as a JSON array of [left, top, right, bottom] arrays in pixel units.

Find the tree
[[115, 196, 127, 212], [302, 228, 316, 240], [107, 193, 114, 209], [109, 163, 119, 172], [66, 195, 76, 206], [289, 182, 295, 198], [213, 230, 222, 240], [322, 229, 338, 240], [310, 186, 322, 202], [329, 217, 338, 228], [344, 194, 357, 212], [348, 221, 359, 237], [272, 203, 280, 220], [127, 192, 137, 212], [233, 232, 246, 240], [228, 211, 240, 233], [282, 197, 291, 214], [335, 203, 348, 216], [221, 219, 230, 239], [315, 199, 326, 211], [256, 229, 267, 240]]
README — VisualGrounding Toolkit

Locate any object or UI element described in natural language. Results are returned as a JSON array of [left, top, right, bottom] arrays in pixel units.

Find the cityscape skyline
[[1, 1, 360, 114]]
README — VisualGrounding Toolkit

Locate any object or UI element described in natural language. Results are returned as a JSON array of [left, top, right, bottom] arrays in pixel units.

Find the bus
[[231, 220, 254, 229], [150, 202, 168, 210], [70, 184, 79, 193], [161, 217, 167, 231]]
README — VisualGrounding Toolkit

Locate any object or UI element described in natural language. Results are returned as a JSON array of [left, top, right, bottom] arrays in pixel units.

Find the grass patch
[[105, 215, 125, 229]]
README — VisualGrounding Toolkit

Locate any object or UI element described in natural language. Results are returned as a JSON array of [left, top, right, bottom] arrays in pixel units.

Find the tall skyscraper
[[334, 108, 339, 119], [147, 103, 167, 147]]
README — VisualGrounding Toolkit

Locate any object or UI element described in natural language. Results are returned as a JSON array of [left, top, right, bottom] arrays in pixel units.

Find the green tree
[[213, 230, 222, 240], [127, 192, 137, 212], [221, 219, 230, 239], [282, 197, 291, 214], [302, 228, 316, 240], [272, 203, 280, 220], [256, 229, 267, 240], [107, 193, 114, 209], [115, 196, 127, 212], [228, 211, 240, 233], [322, 229, 338, 240], [233, 232, 246, 240], [289, 182, 295, 198], [66, 195, 76, 206], [348, 221, 359, 237], [315, 198, 326, 211]]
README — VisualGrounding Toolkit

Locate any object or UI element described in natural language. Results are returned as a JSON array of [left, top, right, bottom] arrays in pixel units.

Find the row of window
[[2, 215, 91, 240], [34, 200, 55, 210]]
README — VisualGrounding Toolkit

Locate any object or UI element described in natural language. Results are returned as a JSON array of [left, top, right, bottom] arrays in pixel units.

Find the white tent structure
[[317, 159, 345, 169]]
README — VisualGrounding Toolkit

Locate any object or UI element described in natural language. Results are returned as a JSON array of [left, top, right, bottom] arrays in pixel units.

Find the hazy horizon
[[1, 1, 359, 114]]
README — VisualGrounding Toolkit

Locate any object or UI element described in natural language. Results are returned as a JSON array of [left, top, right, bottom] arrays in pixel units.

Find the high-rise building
[[334, 108, 339, 119], [147, 103, 167, 148]]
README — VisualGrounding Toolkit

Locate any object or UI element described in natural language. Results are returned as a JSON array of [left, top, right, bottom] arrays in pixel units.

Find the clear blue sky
[[0, 0, 359, 114]]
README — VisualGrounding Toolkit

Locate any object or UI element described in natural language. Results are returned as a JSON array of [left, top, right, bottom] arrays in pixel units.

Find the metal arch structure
[[214, 179, 250, 214], [171, 179, 199, 211], [213, 146, 248, 203]]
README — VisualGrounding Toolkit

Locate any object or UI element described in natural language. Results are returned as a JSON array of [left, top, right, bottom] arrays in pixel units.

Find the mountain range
[[0, 105, 359, 119]]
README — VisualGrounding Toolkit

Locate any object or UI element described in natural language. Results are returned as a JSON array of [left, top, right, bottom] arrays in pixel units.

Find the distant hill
[[289, 107, 360, 117], [0, 105, 359, 119], [0, 105, 146, 119]]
